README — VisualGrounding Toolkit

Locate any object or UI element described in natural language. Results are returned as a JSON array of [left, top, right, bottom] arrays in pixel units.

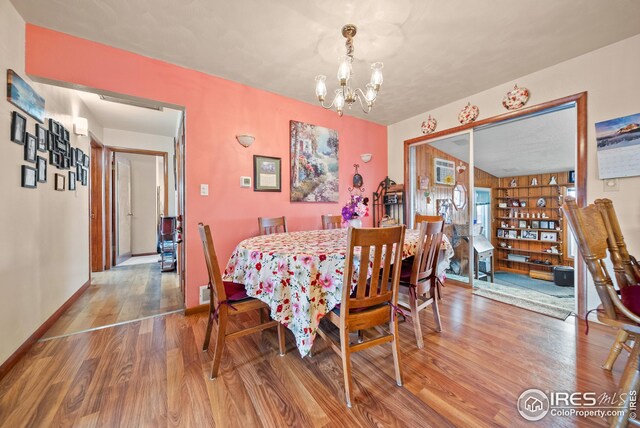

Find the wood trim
[[105, 148, 113, 270], [403, 92, 588, 317], [90, 141, 104, 272], [184, 304, 208, 316], [131, 252, 158, 257], [0, 279, 91, 381]]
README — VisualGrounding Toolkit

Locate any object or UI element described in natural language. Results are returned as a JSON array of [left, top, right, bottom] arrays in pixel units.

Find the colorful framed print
[[7, 70, 45, 123], [253, 155, 281, 192]]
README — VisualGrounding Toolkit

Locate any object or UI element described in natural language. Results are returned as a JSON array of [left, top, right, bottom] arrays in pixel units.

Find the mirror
[[452, 183, 467, 210]]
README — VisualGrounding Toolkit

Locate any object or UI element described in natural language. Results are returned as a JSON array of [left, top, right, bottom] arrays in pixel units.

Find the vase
[[348, 218, 362, 228]]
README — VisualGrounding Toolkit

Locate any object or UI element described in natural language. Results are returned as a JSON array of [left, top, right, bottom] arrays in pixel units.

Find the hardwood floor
[[42, 260, 183, 339], [0, 285, 623, 427]]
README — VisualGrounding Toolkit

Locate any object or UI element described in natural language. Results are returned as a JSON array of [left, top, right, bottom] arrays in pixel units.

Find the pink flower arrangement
[[341, 194, 369, 222]]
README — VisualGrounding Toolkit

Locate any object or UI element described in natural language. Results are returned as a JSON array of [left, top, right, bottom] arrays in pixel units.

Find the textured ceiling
[[428, 105, 576, 177], [11, 0, 640, 124]]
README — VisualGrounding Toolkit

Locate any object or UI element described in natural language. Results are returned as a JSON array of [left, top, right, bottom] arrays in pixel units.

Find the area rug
[[117, 254, 160, 267], [473, 288, 572, 321], [494, 272, 574, 298]]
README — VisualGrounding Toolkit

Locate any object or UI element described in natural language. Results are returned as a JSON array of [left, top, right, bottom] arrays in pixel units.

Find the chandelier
[[314, 24, 383, 116]]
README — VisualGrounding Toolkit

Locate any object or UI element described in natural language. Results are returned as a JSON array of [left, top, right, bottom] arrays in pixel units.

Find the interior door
[[116, 157, 132, 264], [90, 143, 104, 272]]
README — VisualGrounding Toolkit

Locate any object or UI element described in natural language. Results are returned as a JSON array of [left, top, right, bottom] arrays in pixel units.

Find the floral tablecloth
[[222, 228, 421, 356]]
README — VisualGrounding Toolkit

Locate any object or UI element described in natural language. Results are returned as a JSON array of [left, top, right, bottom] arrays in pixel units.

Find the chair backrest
[[197, 223, 226, 302], [322, 214, 343, 230], [341, 226, 406, 313], [410, 221, 444, 289], [258, 216, 288, 235], [414, 213, 444, 231], [594, 198, 640, 286]]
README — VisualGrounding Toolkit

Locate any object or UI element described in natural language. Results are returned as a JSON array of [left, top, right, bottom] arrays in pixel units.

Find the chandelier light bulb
[[370, 62, 384, 89], [334, 90, 345, 111], [364, 83, 377, 104], [315, 75, 327, 101], [337, 56, 351, 86]]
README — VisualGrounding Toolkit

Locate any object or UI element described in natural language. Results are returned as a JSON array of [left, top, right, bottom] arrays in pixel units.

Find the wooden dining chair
[[414, 213, 444, 231], [258, 216, 288, 235], [563, 198, 640, 427], [398, 221, 444, 349], [316, 225, 406, 407], [594, 198, 640, 371], [198, 223, 285, 379], [321, 214, 343, 230]]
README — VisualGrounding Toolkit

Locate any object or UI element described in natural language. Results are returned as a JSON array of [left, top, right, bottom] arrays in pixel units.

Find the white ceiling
[[428, 105, 576, 177], [11, 0, 640, 125], [74, 90, 182, 137]]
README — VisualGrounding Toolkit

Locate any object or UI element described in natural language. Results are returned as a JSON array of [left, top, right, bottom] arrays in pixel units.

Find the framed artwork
[[55, 173, 65, 191], [46, 130, 54, 151], [436, 198, 453, 224], [506, 229, 518, 239], [64, 129, 70, 142], [548, 221, 556, 230], [76, 163, 82, 177], [521, 230, 539, 240], [568, 170, 575, 184], [21, 165, 37, 189], [83, 154, 90, 168], [37, 156, 47, 183], [49, 119, 59, 136], [434, 158, 455, 185], [253, 155, 281, 192], [69, 171, 76, 190], [540, 220, 549, 229], [596, 112, 640, 179], [81, 168, 88, 186], [35, 124, 47, 152], [531, 220, 540, 229], [497, 229, 505, 238], [24, 133, 37, 163], [541, 232, 558, 242], [7, 70, 45, 123], [11, 111, 27, 144], [518, 220, 527, 228], [55, 137, 66, 153], [70, 147, 76, 166], [63, 157, 70, 169], [290, 120, 338, 202]]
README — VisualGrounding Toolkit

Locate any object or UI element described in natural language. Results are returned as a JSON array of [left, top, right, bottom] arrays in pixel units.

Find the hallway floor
[[41, 261, 183, 339]]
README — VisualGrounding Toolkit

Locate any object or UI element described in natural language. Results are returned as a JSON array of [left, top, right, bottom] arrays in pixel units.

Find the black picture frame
[[49, 119, 60, 136], [24, 133, 37, 163], [568, 170, 575, 184], [55, 173, 65, 191], [63, 156, 70, 169], [83, 154, 90, 168], [11, 111, 27, 145], [64, 129, 70, 142], [81, 167, 88, 186], [69, 171, 76, 190], [531, 220, 540, 229], [55, 137, 66, 153], [70, 147, 76, 166], [76, 163, 82, 177], [253, 155, 281, 192], [35, 124, 47, 152], [540, 220, 549, 229], [21, 165, 37, 189], [46, 130, 54, 151], [37, 156, 47, 183]]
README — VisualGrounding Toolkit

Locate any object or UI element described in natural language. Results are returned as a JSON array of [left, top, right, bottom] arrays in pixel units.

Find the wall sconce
[[236, 134, 255, 148], [73, 117, 88, 136], [360, 153, 372, 163]]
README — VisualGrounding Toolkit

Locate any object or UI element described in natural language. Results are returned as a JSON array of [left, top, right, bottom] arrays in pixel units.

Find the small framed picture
[[69, 171, 76, 190], [24, 133, 37, 163], [518, 220, 527, 228], [11, 111, 27, 144], [531, 220, 540, 229], [253, 155, 281, 192], [46, 130, 54, 151], [37, 156, 47, 183], [81, 168, 88, 186], [541, 232, 557, 242], [521, 230, 539, 240], [548, 221, 556, 230], [83, 154, 90, 168], [507, 230, 518, 239], [76, 163, 82, 177], [568, 170, 575, 184], [49, 118, 59, 136], [55, 137, 66, 153], [540, 220, 549, 229], [64, 129, 70, 142], [70, 147, 76, 166], [21, 165, 37, 189], [35, 124, 47, 152], [497, 229, 505, 238], [55, 173, 65, 191], [63, 156, 70, 169]]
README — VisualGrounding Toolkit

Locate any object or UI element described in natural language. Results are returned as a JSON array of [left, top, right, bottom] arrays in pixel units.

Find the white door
[[117, 158, 132, 263]]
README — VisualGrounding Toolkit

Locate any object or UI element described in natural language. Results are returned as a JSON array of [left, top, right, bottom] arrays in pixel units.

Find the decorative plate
[[502, 84, 530, 110], [458, 102, 479, 124], [421, 115, 437, 134], [537, 197, 546, 207]]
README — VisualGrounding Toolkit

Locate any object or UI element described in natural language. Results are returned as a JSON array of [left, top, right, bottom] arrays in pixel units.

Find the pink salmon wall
[[25, 25, 388, 308]]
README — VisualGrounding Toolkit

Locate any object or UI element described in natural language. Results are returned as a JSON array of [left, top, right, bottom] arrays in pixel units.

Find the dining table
[[223, 227, 453, 356]]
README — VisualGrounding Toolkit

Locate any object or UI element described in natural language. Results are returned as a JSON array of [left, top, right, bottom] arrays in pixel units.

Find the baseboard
[[131, 252, 158, 257], [0, 278, 91, 381], [185, 303, 209, 316]]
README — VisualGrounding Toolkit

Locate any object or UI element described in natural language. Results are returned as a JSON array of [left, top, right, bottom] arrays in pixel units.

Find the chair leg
[[260, 307, 268, 324], [390, 315, 403, 387], [602, 329, 629, 371], [277, 322, 286, 356], [339, 327, 353, 408], [608, 337, 640, 427], [357, 330, 364, 343], [409, 290, 424, 349], [202, 309, 214, 351], [432, 288, 442, 333], [210, 308, 228, 380]]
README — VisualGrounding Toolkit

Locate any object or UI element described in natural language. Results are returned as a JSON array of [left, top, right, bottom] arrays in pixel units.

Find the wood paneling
[[0, 284, 622, 427]]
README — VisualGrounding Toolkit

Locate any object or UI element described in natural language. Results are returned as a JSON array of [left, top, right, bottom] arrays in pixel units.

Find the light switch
[[200, 184, 209, 196]]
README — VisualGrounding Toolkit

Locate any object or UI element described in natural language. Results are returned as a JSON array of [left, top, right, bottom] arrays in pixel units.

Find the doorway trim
[[403, 92, 588, 316]]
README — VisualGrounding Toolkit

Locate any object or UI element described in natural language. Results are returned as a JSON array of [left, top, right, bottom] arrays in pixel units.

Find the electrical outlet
[[200, 184, 209, 196], [199, 285, 210, 305], [603, 178, 619, 192]]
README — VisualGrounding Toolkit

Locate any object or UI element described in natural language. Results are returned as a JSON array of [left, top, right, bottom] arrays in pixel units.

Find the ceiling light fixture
[[314, 24, 383, 117]]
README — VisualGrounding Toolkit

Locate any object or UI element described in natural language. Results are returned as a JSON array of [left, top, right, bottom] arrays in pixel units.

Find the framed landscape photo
[[21, 165, 37, 189], [24, 133, 37, 163], [11, 111, 27, 144], [7, 70, 45, 123], [37, 156, 47, 183], [253, 155, 281, 192], [55, 173, 65, 191]]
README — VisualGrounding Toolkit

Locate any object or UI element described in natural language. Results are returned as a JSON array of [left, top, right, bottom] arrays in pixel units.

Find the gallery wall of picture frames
[[7, 73, 89, 190]]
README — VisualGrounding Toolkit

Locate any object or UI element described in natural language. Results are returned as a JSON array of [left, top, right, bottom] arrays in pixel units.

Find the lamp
[[73, 117, 88, 136], [360, 153, 372, 163], [315, 24, 383, 116], [236, 134, 255, 148]]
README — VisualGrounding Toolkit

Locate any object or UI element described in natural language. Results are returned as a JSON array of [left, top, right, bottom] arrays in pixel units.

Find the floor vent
[[199, 285, 211, 305]]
